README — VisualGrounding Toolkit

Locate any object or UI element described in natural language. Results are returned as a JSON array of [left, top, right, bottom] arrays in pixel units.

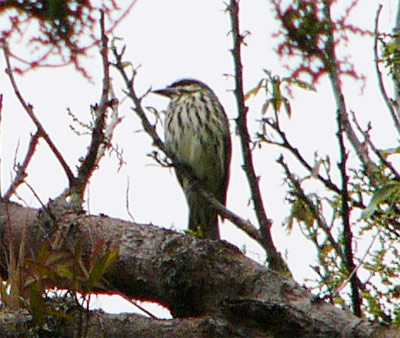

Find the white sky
[[0, 0, 398, 317]]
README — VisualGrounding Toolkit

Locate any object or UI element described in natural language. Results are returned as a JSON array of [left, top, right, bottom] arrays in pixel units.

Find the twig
[[263, 118, 342, 195], [350, 110, 400, 182], [125, 177, 135, 222], [97, 95, 121, 168], [322, 1, 378, 183], [277, 156, 345, 262], [0, 0, 140, 78], [24, 181, 46, 209], [107, 290, 160, 319], [374, 5, 400, 135], [4, 130, 41, 199], [227, 0, 286, 273], [112, 50, 164, 151], [73, 12, 120, 202], [263, 118, 374, 213], [334, 226, 380, 299], [392, 1, 400, 116], [2, 44, 74, 186]]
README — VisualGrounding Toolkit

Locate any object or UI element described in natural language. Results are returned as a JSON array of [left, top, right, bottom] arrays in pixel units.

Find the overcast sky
[[0, 0, 398, 315]]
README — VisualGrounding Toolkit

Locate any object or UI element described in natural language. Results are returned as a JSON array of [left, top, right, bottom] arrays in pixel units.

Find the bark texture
[[0, 201, 397, 337]]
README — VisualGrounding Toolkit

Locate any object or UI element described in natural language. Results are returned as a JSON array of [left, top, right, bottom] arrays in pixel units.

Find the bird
[[153, 79, 231, 239]]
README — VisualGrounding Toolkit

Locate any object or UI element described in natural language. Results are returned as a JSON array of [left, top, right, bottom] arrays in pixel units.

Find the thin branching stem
[[322, 1, 377, 183], [228, 0, 287, 273], [278, 156, 345, 262], [374, 5, 400, 135], [392, 0, 400, 114], [3, 45, 74, 186], [4, 130, 40, 200], [264, 118, 342, 195], [350, 110, 400, 182], [73, 12, 113, 202]]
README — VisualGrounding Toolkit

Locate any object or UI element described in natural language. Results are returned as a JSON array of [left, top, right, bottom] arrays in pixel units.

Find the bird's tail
[[188, 194, 219, 239]]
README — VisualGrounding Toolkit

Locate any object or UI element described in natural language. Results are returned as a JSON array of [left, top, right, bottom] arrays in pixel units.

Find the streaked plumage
[[154, 79, 231, 239]]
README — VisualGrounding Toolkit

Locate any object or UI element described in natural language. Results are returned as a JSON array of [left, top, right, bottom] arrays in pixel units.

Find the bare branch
[[337, 110, 362, 317], [277, 156, 345, 263], [72, 12, 120, 202], [392, 1, 400, 113], [350, 110, 400, 182], [111, 50, 164, 151], [4, 130, 40, 200], [263, 118, 342, 195], [322, 1, 378, 182], [125, 177, 135, 222], [96, 93, 121, 168], [2, 44, 74, 186], [374, 5, 400, 135], [227, 0, 287, 273]]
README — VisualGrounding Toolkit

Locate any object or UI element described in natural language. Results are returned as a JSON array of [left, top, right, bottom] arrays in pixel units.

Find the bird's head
[[153, 79, 211, 99]]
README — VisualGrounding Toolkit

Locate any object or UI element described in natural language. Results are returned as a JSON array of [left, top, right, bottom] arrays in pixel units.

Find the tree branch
[[227, 0, 286, 273], [322, 1, 378, 183], [0, 201, 391, 337], [72, 13, 120, 203], [337, 110, 362, 317], [350, 110, 400, 182], [4, 130, 40, 200], [277, 156, 345, 263], [392, 0, 400, 116], [374, 5, 400, 135], [2, 44, 74, 186], [263, 118, 342, 195]]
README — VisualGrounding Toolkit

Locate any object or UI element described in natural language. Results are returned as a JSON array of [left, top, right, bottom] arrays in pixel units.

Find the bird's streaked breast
[[165, 91, 228, 184]]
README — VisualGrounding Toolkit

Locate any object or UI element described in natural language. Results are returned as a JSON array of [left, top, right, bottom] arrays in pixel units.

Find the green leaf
[[362, 182, 400, 219], [120, 61, 133, 69], [271, 77, 283, 113], [84, 249, 119, 292], [285, 78, 316, 92], [244, 79, 265, 101], [46, 307, 74, 321], [283, 97, 292, 118], [37, 242, 50, 262], [57, 265, 73, 281], [29, 283, 44, 325], [379, 147, 400, 158]]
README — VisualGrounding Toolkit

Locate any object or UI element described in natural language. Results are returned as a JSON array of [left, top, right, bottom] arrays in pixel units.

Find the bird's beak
[[152, 87, 177, 98]]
